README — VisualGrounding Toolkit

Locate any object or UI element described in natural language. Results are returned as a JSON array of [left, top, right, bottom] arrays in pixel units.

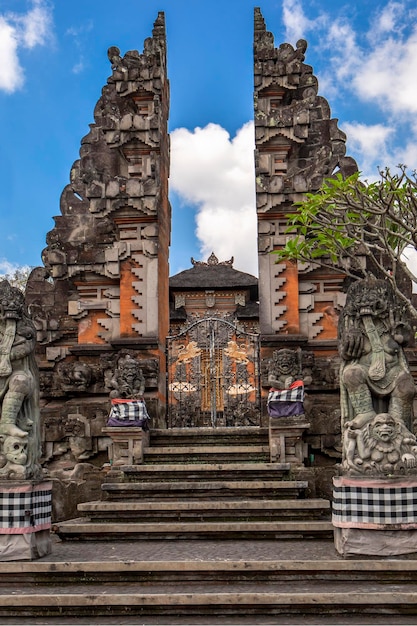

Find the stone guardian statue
[[338, 277, 417, 475], [0, 281, 41, 479]]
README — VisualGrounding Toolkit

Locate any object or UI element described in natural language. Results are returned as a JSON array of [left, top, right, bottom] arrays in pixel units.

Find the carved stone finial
[[191, 253, 234, 267]]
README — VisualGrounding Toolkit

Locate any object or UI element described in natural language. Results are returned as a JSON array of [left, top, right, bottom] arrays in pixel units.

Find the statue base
[[103, 427, 149, 465], [269, 416, 309, 465], [0, 481, 52, 561], [333, 475, 417, 557]]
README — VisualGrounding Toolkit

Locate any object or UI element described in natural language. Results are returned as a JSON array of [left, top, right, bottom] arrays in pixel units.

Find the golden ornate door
[[166, 317, 260, 428]]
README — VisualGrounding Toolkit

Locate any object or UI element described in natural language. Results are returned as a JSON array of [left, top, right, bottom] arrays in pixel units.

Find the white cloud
[[353, 30, 417, 116], [394, 140, 417, 171], [0, 17, 23, 93], [0, 259, 30, 276], [66, 21, 93, 75], [282, 0, 318, 43], [17, 0, 52, 48], [0, 0, 53, 93], [311, 1, 417, 119], [325, 20, 360, 81], [170, 122, 258, 276], [342, 122, 394, 178], [371, 1, 406, 37], [288, 0, 417, 176]]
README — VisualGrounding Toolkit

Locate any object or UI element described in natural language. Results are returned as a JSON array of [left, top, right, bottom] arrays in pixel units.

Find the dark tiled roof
[[170, 264, 258, 291]]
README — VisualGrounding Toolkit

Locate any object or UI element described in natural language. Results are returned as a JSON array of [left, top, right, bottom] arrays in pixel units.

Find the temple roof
[[169, 253, 258, 296]]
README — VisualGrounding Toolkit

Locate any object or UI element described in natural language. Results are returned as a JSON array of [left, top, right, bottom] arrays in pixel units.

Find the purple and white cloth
[[267, 381, 305, 418], [107, 398, 150, 429]]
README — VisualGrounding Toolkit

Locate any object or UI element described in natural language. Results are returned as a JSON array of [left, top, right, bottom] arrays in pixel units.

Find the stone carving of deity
[[0, 280, 42, 479], [339, 277, 417, 475]]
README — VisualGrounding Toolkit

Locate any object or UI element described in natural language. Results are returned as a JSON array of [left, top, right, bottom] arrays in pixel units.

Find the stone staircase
[[55, 426, 332, 540], [2, 426, 417, 621], [2, 544, 417, 621]]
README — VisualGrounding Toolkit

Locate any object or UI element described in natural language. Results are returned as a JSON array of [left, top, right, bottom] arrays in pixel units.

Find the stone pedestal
[[0, 481, 52, 561], [268, 416, 310, 465], [333, 475, 417, 557], [103, 427, 149, 465]]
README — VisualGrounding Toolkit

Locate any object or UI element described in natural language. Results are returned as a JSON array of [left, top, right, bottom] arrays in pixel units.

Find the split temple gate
[[23, 9, 385, 511]]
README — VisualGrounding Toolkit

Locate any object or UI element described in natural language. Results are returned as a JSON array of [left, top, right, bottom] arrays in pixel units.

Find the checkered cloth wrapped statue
[[107, 355, 150, 429], [266, 348, 309, 418]]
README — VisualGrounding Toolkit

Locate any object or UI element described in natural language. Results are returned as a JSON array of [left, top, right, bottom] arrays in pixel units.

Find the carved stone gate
[[166, 318, 261, 428]]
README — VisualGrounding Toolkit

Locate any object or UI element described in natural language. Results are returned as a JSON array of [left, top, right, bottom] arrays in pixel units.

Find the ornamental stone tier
[[25, 14, 170, 483]]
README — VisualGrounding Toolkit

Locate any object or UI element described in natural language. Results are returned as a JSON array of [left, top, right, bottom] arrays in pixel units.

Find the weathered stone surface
[[254, 8, 357, 339], [0, 281, 42, 480], [25, 14, 170, 497], [339, 278, 417, 476]]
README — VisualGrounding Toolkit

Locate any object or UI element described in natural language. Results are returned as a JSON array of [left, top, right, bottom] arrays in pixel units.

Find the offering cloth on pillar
[[107, 398, 150, 428], [333, 476, 417, 529], [0, 482, 52, 534], [267, 380, 304, 418]]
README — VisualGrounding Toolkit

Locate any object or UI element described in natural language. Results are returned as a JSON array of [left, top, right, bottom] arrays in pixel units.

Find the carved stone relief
[[339, 277, 417, 475]]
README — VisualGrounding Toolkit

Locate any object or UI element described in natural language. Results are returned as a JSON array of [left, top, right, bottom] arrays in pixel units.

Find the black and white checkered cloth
[[267, 381, 305, 404], [0, 482, 52, 534], [333, 477, 417, 529], [108, 399, 150, 423]]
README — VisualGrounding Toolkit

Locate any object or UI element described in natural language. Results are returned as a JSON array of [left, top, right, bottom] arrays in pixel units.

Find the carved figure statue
[[109, 355, 145, 399], [0, 280, 41, 479], [0, 434, 28, 478], [267, 348, 311, 418], [57, 361, 92, 392], [344, 412, 417, 475], [339, 277, 417, 475], [107, 355, 149, 428]]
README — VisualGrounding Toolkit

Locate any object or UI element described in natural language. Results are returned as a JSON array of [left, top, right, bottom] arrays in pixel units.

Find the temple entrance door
[[166, 317, 261, 428]]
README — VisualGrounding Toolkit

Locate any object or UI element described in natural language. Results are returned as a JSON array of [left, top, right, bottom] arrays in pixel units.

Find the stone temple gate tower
[[26, 13, 170, 463], [254, 7, 357, 343], [23, 9, 362, 480]]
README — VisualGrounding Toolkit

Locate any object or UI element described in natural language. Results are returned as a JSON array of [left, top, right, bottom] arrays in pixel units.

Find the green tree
[[0, 266, 33, 292], [275, 165, 417, 319]]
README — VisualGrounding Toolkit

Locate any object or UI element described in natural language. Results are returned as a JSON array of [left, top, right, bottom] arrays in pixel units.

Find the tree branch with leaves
[[275, 165, 417, 319]]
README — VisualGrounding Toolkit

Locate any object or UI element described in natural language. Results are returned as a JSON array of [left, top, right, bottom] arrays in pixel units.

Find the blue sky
[[0, 0, 416, 278]]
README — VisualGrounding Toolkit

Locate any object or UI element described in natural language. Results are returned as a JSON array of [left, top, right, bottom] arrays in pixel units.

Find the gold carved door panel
[[166, 318, 260, 428]]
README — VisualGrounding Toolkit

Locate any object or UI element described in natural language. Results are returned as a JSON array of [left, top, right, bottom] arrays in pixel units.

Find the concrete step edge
[[144, 446, 269, 454], [0, 591, 416, 607], [2, 559, 417, 573], [78, 498, 330, 512], [55, 520, 334, 532], [120, 462, 291, 471], [150, 427, 269, 436], [102, 480, 308, 490]]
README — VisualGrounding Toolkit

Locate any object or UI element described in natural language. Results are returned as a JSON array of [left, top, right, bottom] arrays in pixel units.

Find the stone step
[[150, 427, 269, 448], [119, 462, 291, 481], [0, 586, 417, 618], [143, 445, 270, 463], [54, 519, 333, 540], [78, 498, 330, 522], [101, 479, 308, 500], [2, 558, 417, 584]]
